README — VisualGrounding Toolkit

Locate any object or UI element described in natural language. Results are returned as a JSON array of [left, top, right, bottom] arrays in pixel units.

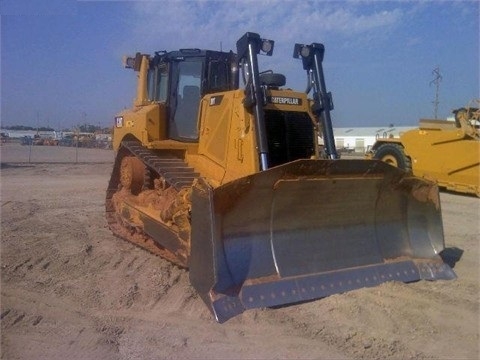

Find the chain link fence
[[0, 142, 114, 164]]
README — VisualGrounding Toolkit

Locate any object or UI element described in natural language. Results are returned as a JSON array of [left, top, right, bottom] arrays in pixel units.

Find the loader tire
[[374, 143, 412, 173]]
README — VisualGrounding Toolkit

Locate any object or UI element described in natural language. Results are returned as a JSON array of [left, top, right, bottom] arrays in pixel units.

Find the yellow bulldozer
[[106, 32, 455, 323], [367, 102, 480, 197]]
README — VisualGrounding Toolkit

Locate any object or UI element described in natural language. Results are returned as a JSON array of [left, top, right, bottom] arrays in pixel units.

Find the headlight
[[300, 46, 310, 58], [122, 56, 136, 69], [260, 39, 274, 56]]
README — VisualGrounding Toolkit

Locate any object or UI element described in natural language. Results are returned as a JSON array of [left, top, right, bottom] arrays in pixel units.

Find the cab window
[[208, 60, 230, 93], [147, 63, 169, 102], [171, 59, 203, 140]]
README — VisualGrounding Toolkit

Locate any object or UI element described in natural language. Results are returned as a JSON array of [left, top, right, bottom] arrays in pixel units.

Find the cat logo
[[209, 95, 224, 106]]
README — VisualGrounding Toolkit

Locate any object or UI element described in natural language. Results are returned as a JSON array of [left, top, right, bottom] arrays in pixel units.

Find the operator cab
[[147, 49, 237, 141]]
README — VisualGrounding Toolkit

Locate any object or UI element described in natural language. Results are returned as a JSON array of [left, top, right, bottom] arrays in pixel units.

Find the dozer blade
[[189, 159, 456, 323]]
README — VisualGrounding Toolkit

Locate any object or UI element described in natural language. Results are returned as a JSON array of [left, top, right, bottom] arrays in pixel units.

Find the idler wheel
[[120, 156, 146, 195]]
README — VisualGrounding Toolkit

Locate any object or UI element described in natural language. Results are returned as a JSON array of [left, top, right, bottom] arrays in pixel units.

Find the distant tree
[[3, 125, 54, 131], [3, 125, 33, 130], [77, 124, 101, 133]]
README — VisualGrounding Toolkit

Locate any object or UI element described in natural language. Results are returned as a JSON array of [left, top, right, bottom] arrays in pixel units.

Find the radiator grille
[[264, 110, 315, 168]]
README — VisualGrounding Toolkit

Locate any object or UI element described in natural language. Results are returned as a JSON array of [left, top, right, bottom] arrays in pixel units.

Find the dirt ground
[[1, 144, 479, 360]]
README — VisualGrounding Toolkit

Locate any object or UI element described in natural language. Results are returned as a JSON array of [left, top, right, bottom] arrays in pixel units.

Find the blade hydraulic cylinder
[[294, 43, 339, 159]]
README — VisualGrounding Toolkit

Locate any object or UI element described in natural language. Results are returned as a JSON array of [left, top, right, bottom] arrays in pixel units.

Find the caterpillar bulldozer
[[106, 32, 455, 323], [367, 102, 480, 197]]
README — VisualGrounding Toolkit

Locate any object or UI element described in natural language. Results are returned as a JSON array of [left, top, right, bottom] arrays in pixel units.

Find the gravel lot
[[1, 143, 479, 359]]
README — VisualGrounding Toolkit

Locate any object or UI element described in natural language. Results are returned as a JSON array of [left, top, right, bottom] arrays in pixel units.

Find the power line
[[430, 66, 442, 119]]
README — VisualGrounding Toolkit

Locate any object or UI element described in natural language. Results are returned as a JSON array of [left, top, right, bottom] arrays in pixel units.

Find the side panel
[[113, 104, 165, 150], [193, 90, 258, 186], [223, 91, 259, 183], [198, 93, 233, 168]]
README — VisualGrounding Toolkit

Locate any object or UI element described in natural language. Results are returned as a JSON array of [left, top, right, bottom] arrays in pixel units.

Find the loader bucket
[[189, 159, 456, 323]]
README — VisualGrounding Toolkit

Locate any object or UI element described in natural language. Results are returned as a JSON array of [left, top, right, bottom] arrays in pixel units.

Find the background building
[[332, 126, 417, 153]]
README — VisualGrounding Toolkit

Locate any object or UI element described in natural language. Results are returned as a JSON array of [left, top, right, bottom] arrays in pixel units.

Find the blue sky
[[1, 0, 478, 130]]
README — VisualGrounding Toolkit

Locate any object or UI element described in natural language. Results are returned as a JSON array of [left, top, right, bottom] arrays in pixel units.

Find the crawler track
[[105, 140, 198, 267]]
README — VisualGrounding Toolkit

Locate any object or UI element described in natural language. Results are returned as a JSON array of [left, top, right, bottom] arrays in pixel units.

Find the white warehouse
[[331, 125, 417, 153]]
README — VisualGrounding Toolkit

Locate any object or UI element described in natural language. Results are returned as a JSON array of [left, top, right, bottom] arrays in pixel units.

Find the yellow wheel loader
[[367, 104, 480, 197], [106, 32, 455, 323]]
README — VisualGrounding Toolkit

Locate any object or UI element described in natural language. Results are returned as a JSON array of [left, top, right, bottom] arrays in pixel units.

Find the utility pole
[[36, 111, 40, 134], [430, 66, 442, 119]]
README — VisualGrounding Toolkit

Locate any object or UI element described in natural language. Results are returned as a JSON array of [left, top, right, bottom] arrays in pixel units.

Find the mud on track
[[1, 145, 479, 359]]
